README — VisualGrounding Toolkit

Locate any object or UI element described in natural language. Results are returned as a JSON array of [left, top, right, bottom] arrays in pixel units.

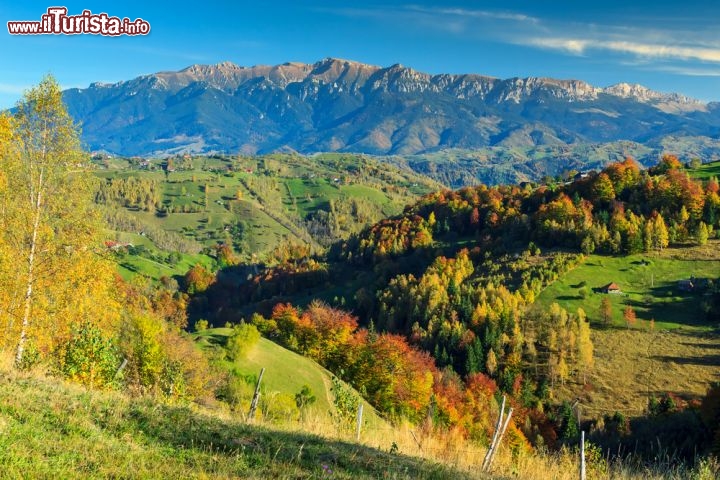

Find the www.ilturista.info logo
[[7, 7, 150, 36]]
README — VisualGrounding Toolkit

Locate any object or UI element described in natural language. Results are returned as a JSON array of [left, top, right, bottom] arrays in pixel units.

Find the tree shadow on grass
[[650, 354, 720, 367], [680, 342, 720, 350], [591, 408, 712, 464], [556, 295, 582, 301], [628, 284, 711, 327], [122, 402, 471, 480]]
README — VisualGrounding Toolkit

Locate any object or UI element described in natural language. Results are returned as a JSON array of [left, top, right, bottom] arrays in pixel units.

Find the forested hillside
[[186, 154, 720, 463]]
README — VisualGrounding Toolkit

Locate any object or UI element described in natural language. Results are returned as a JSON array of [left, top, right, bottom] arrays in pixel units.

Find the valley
[[2, 63, 720, 479]]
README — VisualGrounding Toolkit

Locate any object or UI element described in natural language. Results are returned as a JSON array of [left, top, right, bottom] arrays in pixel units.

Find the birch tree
[[1, 76, 119, 367]]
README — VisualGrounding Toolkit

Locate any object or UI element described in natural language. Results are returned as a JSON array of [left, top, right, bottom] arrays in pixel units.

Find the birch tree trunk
[[15, 176, 42, 367]]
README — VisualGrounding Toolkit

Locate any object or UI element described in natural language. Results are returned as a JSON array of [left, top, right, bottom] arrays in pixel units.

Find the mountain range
[[63, 58, 720, 159]]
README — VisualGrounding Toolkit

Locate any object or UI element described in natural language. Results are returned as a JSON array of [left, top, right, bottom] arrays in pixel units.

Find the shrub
[[226, 323, 260, 361], [261, 392, 300, 422], [16, 340, 41, 371], [57, 321, 120, 389], [120, 313, 165, 393], [330, 374, 360, 434], [295, 384, 317, 411], [217, 372, 254, 411]]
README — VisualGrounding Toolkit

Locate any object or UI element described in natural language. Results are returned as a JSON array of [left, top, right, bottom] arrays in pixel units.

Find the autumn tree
[[652, 215, 669, 250], [643, 219, 654, 252], [576, 308, 593, 384], [486, 348, 498, 376], [623, 306, 636, 329], [469, 207, 480, 229], [592, 173, 616, 203], [1, 76, 121, 367], [696, 221, 709, 246], [184, 264, 215, 294], [656, 154, 682, 173], [599, 297, 613, 327]]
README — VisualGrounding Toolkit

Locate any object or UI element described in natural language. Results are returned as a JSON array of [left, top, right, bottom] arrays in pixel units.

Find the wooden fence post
[[580, 430, 586, 480], [487, 407, 513, 469], [356, 403, 364, 441], [248, 367, 265, 421], [114, 358, 128, 379], [482, 395, 506, 471]]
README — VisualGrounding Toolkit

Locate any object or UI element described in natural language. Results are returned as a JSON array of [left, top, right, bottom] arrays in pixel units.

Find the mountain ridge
[[63, 58, 720, 157]]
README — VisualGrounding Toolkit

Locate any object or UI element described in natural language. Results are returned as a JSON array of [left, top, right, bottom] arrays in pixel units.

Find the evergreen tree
[[653, 215, 669, 250], [599, 297, 613, 327], [697, 221, 709, 246]]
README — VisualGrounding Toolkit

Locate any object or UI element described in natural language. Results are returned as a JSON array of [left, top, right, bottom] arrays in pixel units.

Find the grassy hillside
[[96, 153, 439, 280], [0, 365, 714, 480], [108, 231, 215, 281], [193, 330, 387, 429], [689, 159, 720, 181], [536, 241, 720, 417], [0, 370, 474, 480], [536, 241, 720, 330], [558, 327, 720, 418]]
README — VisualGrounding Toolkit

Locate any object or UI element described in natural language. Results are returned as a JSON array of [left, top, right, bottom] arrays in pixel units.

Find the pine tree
[[576, 308, 593, 384], [599, 297, 613, 326], [697, 221, 709, 246], [653, 215, 669, 250]]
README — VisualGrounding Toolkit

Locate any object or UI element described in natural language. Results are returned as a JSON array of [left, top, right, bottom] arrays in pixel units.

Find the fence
[[238, 368, 592, 480]]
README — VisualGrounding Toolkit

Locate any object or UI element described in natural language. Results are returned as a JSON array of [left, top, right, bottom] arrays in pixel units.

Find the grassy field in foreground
[[536, 240, 720, 330], [0, 364, 715, 479], [0, 372, 473, 480]]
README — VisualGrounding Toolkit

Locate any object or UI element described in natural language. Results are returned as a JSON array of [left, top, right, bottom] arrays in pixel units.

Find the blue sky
[[1, 1, 720, 108]]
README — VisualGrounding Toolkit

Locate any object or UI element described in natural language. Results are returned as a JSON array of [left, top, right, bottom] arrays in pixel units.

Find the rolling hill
[[192, 330, 389, 429], [97, 153, 439, 278], [185, 158, 720, 438]]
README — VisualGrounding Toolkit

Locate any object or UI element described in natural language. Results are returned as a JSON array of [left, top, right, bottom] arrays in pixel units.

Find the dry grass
[[0, 350, 715, 480], [556, 328, 720, 418]]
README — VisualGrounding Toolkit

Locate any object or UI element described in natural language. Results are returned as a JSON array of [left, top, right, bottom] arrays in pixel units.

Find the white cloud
[[0, 83, 27, 95], [649, 65, 720, 77], [324, 5, 720, 76], [403, 6, 540, 24], [603, 41, 720, 63], [527, 37, 720, 64], [323, 5, 539, 35], [527, 38, 590, 54]]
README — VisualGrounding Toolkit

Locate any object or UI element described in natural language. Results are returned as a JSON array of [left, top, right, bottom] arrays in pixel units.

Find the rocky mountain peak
[[62, 58, 716, 157]]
